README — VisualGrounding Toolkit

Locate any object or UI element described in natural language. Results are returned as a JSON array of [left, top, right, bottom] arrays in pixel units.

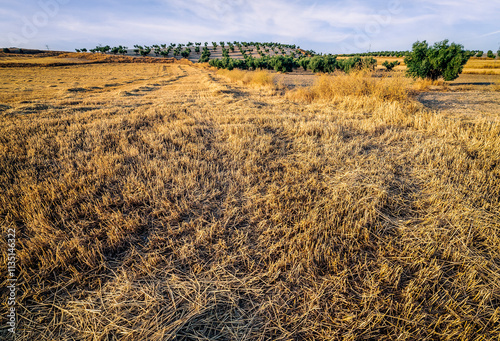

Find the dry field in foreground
[[1, 59, 500, 340]]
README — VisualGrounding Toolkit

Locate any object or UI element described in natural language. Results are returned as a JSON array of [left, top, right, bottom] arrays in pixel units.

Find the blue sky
[[1, 0, 499, 53]]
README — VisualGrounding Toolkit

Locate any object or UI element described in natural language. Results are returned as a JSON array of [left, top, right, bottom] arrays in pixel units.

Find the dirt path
[[417, 91, 500, 121]]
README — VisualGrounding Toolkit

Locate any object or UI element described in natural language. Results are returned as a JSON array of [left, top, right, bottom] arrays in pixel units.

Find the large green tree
[[405, 40, 470, 81]]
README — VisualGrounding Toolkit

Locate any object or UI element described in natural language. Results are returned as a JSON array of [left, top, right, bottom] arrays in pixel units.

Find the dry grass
[[0, 56, 86, 64], [411, 78, 447, 91], [462, 58, 500, 75], [1, 61, 500, 340], [217, 68, 276, 87], [462, 69, 500, 75], [465, 58, 500, 69], [0, 53, 178, 68], [491, 80, 500, 91], [287, 71, 413, 108], [0, 63, 172, 104]]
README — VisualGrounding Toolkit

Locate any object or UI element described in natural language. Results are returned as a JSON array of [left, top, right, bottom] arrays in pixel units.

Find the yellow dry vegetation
[[1, 61, 500, 340], [0, 63, 171, 104], [455, 57, 500, 75], [464, 58, 500, 69], [287, 71, 413, 104], [217, 68, 276, 87], [0, 56, 86, 64], [462, 69, 500, 75]]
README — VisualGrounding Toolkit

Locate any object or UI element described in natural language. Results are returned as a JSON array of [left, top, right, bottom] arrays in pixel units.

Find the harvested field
[[0, 52, 177, 68], [1, 58, 500, 340]]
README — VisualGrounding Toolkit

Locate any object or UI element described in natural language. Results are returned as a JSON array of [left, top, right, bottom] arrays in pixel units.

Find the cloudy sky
[[1, 0, 499, 53]]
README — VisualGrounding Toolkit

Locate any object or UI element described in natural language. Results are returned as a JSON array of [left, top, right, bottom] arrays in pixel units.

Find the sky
[[1, 0, 499, 54]]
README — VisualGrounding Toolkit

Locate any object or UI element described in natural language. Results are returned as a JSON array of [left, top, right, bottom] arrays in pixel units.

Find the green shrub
[[298, 57, 309, 71], [119, 46, 127, 55], [361, 57, 377, 70], [3, 48, 10, 53], [338, 57, 361, 73], [199, 47, 211, 62], [269, 55, 296, 72], [307, 56, 326, 72], [140, 47, 151, 57], [487, 50, 495, 59], [405, 40, 470, 81], [382, 60, 400, 71], [476, 51, 483, 57]]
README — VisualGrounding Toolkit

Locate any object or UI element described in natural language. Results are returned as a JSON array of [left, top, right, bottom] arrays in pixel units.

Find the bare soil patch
[[418, 91, 500, 121]]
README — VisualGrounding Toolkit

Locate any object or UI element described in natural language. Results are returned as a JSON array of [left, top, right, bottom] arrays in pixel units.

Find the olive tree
[[140, 46, 151, 57], [199, 47, 211, 62], [181, 48, 191, 58], [382, 60, 400, 71], [405, 40, 470, 81], [119, 46, 128, 55]]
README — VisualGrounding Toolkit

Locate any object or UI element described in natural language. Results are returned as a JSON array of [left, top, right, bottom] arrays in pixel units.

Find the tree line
[[73, 40, 494, 80], [208, 55, 378, 74]]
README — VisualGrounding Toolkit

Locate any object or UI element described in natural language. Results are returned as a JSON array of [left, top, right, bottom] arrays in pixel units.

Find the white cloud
[[0, 0, 498, 52]]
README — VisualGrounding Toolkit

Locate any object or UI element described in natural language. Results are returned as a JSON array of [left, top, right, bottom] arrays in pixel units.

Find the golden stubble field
[[1, 58, 500, 340]]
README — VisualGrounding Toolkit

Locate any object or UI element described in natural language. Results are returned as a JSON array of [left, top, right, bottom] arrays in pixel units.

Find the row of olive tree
[[76, 41, 303, 60], [208, 55, 377, 74]]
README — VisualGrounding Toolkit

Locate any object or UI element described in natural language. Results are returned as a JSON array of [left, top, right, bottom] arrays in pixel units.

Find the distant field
[[1, 56, 500, 340], [0, 56, 86, 64], [465, 57, 500, 69]]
